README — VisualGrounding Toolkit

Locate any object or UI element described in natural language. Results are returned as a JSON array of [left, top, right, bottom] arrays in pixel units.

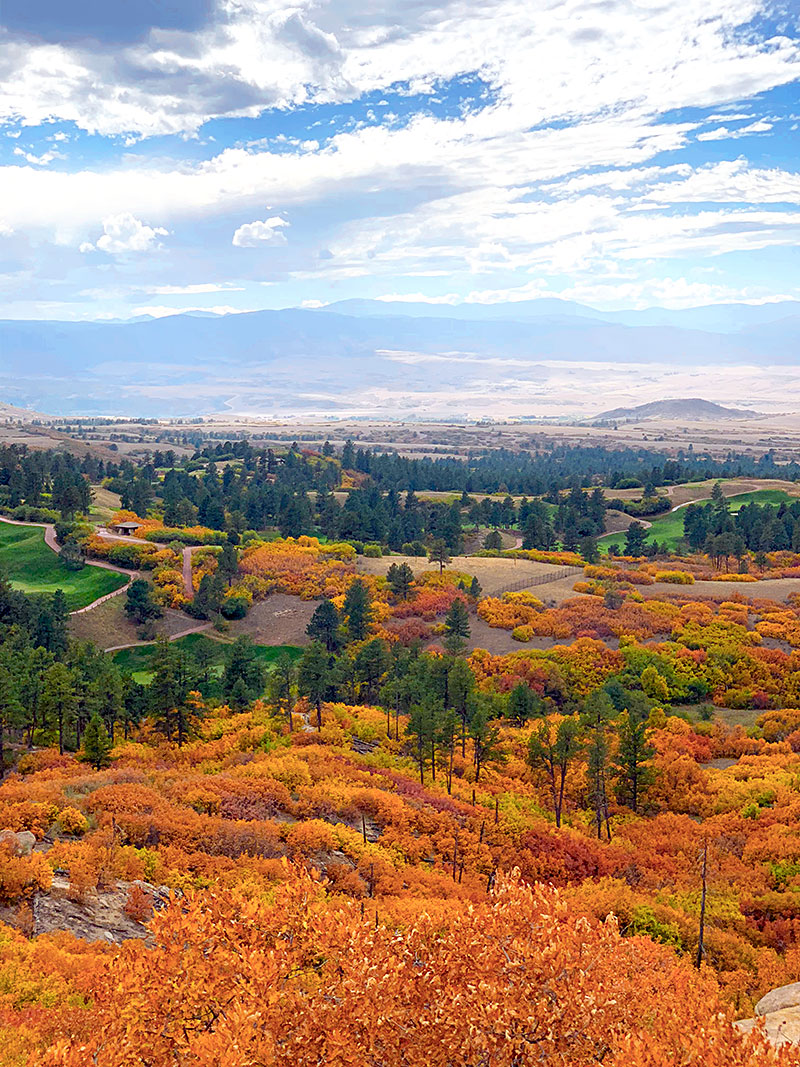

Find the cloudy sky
[[1, 0, 799, 320]]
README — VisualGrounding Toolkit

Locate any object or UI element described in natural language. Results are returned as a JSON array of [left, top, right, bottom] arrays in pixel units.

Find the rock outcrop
[[736, 983, 800, 1047], [0, 828, 36, 855], [31, 876, 173, 944]]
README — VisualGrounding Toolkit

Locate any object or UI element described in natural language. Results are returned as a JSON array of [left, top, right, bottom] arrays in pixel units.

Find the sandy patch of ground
[[604, 509, 651, 535], [464, 614, 621, 655], [644, 577, 800, 603], [68, 599, 201, 649], [355, 554, 576, 596], [227, 594, 317, 646]]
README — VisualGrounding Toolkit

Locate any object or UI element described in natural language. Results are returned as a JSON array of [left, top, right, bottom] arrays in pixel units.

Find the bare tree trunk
[[695, 838, 708, 969]]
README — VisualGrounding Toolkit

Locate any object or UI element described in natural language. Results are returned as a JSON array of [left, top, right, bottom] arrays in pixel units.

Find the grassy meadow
[[0, 522, 127, 610]]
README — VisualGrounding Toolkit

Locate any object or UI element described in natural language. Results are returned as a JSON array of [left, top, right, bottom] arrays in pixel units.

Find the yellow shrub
[[655, 570, 695, 585]]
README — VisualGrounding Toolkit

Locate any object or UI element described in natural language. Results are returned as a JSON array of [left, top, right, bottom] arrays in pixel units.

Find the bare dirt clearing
[[356, 554, 577, 596], [68, 600, 203, 650], [226, 594, 317, 646]]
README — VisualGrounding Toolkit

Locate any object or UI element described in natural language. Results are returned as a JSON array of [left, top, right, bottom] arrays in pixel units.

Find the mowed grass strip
[[113, 633, 303, 684], [600, 489, 795, 553], [0, 522, 127, 610]]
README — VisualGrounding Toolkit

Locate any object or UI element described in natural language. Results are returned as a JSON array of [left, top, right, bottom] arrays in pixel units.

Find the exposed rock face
[[736, 1009, 800, 1048], [0, 828, 36, 855], [32, 876, 173, 945], [736, 983, 800, 1047], [756, 983, 800, 1016]]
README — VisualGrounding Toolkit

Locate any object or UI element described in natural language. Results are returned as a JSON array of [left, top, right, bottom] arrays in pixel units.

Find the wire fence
[[489, 566, 583, 597]]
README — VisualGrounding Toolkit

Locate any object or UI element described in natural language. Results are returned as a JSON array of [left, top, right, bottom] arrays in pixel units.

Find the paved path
[[0, 515, 136, 615]]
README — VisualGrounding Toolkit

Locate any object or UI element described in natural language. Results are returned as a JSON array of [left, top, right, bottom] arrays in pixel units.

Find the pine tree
[[624, 521, 648, 557], [428, 539, 451, 574], [444, 598, 470, 640], [527, 717, 582, 827], [82, 711, 113, 770], [125, 578, 163, 624], [298, 641, 331, 730], [306, 599, 342, 651], [612, 701, 655, 813], [343, 579, 372, 642], [470, 703, 506, 782], [222, 636, 266, 706]]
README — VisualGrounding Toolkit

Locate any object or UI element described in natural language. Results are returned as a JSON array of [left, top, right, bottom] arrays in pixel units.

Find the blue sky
[[1, 0, 800, 320]]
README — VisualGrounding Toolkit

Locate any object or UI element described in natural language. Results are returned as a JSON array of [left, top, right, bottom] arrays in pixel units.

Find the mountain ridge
[[594, 398, 761, 421]]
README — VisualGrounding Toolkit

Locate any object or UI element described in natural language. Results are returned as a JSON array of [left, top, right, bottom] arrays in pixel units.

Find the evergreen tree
[[527, 717, 582, 827], [470, 703, 506, 782], [269, 652, 296, 729], [428, 539, 451, 574], [507, 682, 540, 726], [0, 664, 23, 776], [218, 543, 239, 586], [624, 521, 648, 557], [612, 704, 655, 813], [343, 579, 372, 642], [41, 662, 78, 754], [581, 690, 616, 840], [82, 711, 113, 769], [407, 693, 442, 784], [298, 641, 331, 730], [354, 639, 391, 703], [386, 562, 415, 600], [222, 636, 267, 707], [444, 598, 470, 641], [125, 578, 163, 624], [306, 599, 342, 652]]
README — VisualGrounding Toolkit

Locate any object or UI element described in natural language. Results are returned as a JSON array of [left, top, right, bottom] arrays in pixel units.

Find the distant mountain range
[[323, 297, 800, 333], [594, 398, 761, 421], [0, 298, 797, 417]]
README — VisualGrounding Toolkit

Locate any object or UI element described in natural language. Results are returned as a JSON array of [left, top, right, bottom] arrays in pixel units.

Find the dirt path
[[104, 621, 213, 653], [96, 529, 199, 600]]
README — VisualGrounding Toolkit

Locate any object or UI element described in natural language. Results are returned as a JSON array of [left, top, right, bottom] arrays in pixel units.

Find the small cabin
[[109, 520, 142, 536]]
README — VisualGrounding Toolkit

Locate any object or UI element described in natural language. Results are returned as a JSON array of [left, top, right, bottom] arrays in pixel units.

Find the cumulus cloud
[[0, 0, 798, 138], [232, 217, 289, 247], [81, 213, 168, 254], [697, 119, 774, 141], [2, 0, 800, 317]]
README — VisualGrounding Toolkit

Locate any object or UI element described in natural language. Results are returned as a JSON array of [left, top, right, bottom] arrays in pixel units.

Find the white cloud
[[697, 119, 774, 141], [81, 213, 169, 254], [376, 292, 460, 304], [0, 0, 798, 140], [145, 283, 244, 295], [124, 305, 246, 319], [12, 146, 62, 165], [232, 216, 289, 247], [1, 0, 799, 316], [458, 277, 800, 310]]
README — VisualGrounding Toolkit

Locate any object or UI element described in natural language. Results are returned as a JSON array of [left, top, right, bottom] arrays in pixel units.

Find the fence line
[[490, 566, 583, 597]]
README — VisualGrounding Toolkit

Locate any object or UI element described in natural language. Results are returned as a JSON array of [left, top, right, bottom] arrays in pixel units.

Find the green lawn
[[113, 633, 303, 684], [600, 489, 795, 554], [0, 522, 127, 610]]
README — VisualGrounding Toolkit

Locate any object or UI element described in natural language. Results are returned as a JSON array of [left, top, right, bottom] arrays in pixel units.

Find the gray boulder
[[15, 830, 36, 855], [756, 983, 800, 1017]]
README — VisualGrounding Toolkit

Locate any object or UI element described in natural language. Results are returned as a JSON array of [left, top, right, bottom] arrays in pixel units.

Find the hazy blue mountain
[[0, 303, 796, 416], [323, 297, 800, 333]]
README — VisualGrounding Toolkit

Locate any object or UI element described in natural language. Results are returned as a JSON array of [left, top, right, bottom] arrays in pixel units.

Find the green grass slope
[[600, 489, 795, 554], [112, 633, 303, 685], [0, 522, 127, 610]]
